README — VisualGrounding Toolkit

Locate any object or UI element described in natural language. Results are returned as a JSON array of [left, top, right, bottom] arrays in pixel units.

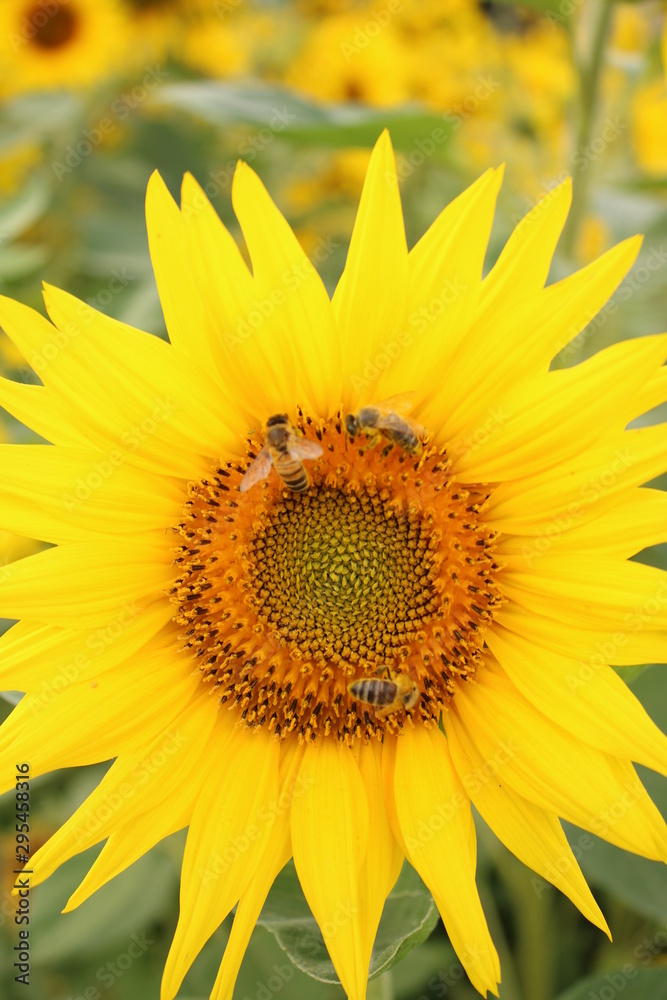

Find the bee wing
[[287, 437, 323, 461], [376, 411, 426, 438], [377, 391, 417, 415], [239, 447, 273, 492]]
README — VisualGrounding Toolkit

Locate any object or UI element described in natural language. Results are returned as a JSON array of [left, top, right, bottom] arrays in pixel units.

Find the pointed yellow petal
[[453, 670, 667, 860], [502, 555, 667, 631], [161, 725, 280, 1000], [487, 424, 667, 533], [180, 172, 269, 423], [357, 740, 403, 974], [0, 377, 86, 446], [440, 237, 642, 443], [291, 739, 369, 1000], [0, 600, 171, 694], [486, 627, 667, 775], [230, 161, 340, 417], [496, 603, 667, 667], [477, 179, 572, 318], [30, 695, 217, 892], [0, 636, 198, 787], [391, 726, 500, 997], [0, 540, 170, 628], [384, 168, 503, 412], [453, 334, 667, 480], [446, 711, 609, 935], [332, 130, 408, 410], [0, 444, 183, 538], [209, 744, 303, 1000]]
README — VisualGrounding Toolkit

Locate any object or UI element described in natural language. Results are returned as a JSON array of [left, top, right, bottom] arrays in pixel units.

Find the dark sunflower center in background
[[26, 3, 79, 49], [170, 413, 503, 744]]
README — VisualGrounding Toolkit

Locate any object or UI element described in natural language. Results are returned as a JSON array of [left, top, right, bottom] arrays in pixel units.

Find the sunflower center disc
[[27, 4, 79, 48], [170, 412, 503, 743]]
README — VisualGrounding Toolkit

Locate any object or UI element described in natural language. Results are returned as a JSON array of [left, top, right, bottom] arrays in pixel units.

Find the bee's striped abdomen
[[349, 678, 398, 708], [275, 456, 310, 492]]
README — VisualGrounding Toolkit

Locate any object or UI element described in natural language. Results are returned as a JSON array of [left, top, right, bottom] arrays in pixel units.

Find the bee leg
[[375, 665, 392, 679], [381, 442, 394, 459]]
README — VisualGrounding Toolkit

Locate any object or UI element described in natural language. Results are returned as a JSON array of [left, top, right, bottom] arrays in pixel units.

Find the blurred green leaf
[[554, 969, 667, 1000], [31, 844, 177, 966], [0, 174, 50, 241], [0, 690, 22, 705], [257, 861, 438, 984], [0, 243, 51, 283], [152, 82, 451, 151], [573, 835, 667, 922]]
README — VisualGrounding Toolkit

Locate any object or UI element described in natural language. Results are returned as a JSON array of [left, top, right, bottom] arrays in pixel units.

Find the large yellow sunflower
[[2, 132, 667, 999]]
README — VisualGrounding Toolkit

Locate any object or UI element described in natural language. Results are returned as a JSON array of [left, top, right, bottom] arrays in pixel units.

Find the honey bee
[[239, 413, 323, 494], [345, 394, 425, 456], [348, 666, 420, 717]]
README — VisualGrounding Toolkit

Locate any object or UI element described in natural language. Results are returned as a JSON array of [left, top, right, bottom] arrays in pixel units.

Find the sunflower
[[2, 132, 667, 999], [0, 0, 128, 97]]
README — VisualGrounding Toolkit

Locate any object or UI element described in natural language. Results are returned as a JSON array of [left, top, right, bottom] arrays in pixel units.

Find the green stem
[[497, 857, 555, 1000], [562, 0, 614, 257], [367, 970, 394, 1000]]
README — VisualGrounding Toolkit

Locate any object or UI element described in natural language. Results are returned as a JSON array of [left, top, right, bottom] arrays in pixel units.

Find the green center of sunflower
[[169, 412, 503, 744], [27, 3, 79, 49]]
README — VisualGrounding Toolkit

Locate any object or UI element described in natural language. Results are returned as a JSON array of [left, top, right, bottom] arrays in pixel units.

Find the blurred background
[[0, 0, 666, 998]]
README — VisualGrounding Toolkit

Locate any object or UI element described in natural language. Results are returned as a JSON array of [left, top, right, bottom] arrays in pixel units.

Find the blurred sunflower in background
[[0, 132, 666, 1000], [0, 0, 128, 97]]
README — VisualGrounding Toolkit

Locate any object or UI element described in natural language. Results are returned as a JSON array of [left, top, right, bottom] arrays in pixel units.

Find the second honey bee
[[240, 413, 323, 493], [345, 394, 425, 456], [348, 666, 420, 717]]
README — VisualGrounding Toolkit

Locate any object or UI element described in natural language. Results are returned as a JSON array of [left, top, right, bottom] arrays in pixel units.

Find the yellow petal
[[0, 540, 170, 628], [487, 424, 667, 533], [332, 130, 408, 410], [357, 739, 403, 974], [0, 600, 171, 693], [179, 172, 268, 423], [291, 738, 369, 1000], [161, 724, 280, 1000], [0, 444, 183, 538], [477, 178, 572, 319], [0, 377, 86, 446], [439, 237, 642, 443], [391, 725, 500, 997], [231, 161, 340, 417], [385, 168, 503, 413], [446, 710, 609, 935], [0, 637, 199, 788], [209, 743, 303, 1000], [486, 626, 667, 775], [502, 555, 667, 631], [496, 603, 667, 667], [453, 334, 667, 480], [453, 670, 667, 859], [31, 695, 217, 896]]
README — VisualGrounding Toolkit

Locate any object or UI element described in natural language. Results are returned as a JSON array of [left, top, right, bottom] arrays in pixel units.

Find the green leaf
[[0, 173, 50, 241], [554, 969, 667, 1000], [0, 690, 22, 705], [257, 861, 438, 984], [31, 843, 177, 966], [152, 81, 451, 151], [570, 831, 667, 922]]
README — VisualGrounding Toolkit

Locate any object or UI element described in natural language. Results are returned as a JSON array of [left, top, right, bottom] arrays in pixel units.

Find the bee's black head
[[344, 413, 359, 437]]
